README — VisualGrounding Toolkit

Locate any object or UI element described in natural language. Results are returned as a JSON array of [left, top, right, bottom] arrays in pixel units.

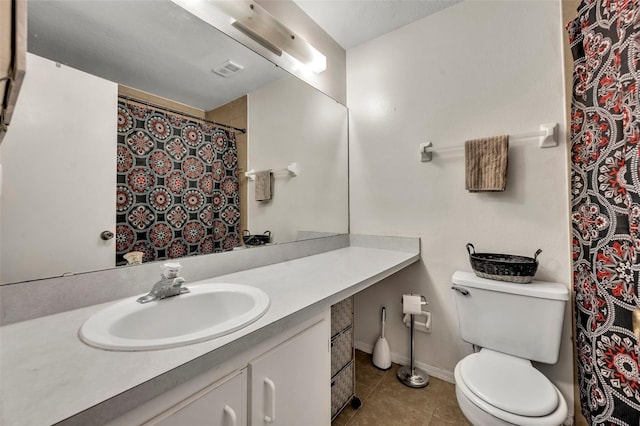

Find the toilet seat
[[459, 349, 558, 416], [454, 350, 568, 426]]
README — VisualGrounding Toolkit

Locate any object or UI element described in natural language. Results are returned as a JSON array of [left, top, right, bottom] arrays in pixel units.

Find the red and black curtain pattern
[[568, 0, 640, 423], [115, 101, 240, 265]]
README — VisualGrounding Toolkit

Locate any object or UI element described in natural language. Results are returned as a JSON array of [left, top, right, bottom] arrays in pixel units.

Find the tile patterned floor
[[332, 350, 471, 426]]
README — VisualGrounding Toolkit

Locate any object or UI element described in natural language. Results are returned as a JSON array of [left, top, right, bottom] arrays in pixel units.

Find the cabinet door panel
[[151, 369, 246, 426], [250, 316, 330, 426]]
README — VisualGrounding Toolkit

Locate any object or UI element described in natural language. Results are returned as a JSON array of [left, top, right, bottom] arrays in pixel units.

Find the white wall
[[1, 53, 117, 283], [347, 0, 573, 413], [247, 75, 348, 243]]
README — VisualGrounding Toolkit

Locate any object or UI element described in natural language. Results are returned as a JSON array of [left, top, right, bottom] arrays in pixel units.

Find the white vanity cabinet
[[249, 315, 330, 426], [148, 369, 246, 426], [110, 311, 330, 426]]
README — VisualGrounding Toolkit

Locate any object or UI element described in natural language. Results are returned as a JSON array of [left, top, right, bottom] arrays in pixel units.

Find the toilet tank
[[452, 271, 569, 364]]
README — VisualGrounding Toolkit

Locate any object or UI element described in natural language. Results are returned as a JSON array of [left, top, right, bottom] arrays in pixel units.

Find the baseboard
[[354, 340, 455, 383]]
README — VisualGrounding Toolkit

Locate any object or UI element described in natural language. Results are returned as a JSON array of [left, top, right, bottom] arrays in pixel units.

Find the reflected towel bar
[[245, 162, 300, 180], [419, 123, 558, 162]]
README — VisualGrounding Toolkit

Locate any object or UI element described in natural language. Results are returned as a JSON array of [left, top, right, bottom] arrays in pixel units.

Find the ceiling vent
[[212, 60, 244, 78]]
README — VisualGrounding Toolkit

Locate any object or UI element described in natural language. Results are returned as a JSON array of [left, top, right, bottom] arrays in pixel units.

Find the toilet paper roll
[[403, 294, 423, 315]]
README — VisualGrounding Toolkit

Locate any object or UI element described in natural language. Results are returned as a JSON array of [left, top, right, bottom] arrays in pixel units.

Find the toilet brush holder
[[398, 295, 429, 388]]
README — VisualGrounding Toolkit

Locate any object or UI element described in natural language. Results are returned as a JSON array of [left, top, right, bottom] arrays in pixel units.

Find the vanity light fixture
[[231, 21, 283, 57], [218, 1, 327, 74]]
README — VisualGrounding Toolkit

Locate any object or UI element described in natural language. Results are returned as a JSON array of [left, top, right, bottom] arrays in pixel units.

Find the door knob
[[100, 231, 114, 240]]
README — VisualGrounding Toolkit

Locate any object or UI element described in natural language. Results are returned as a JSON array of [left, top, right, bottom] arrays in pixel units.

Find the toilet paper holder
[[402, 312, 432, 333], [401, 294, 430, 333], [401, 294, 428, 315], [398, 293, 430, 388], [400, 294, 427, 305]]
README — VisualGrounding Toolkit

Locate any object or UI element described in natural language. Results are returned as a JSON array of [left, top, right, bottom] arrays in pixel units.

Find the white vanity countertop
[[0, 245, 418, 426]]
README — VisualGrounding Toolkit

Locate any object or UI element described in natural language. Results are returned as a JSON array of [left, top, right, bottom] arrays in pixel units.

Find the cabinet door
[[149, 369, 247, 426], [249, 315, 330, 426]]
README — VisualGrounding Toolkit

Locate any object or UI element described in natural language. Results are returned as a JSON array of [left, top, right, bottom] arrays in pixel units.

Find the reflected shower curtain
[[115, 101, 240, 265], [568, 1, 640, 423]]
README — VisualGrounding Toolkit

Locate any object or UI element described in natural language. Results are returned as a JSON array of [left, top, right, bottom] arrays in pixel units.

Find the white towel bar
[[420, 123, 558, 162], [245, 162, 299, 181]]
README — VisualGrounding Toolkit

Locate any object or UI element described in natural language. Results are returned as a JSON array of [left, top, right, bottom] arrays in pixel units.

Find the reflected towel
[[255, 170, 272, 201], [465, 135, 509, 192]]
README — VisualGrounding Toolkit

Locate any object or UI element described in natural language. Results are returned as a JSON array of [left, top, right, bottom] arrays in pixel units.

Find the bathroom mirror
[[0, 0, 348, 285]]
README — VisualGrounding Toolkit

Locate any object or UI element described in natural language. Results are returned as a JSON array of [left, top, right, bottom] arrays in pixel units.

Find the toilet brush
[[372, 307, 391, 370]]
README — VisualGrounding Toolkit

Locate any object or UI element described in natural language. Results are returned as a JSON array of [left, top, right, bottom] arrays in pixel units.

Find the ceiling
[[292, 0, 462, 49], [27, 0, 284, 111]]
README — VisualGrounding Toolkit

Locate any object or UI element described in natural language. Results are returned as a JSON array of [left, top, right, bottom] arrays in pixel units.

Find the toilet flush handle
[[452, 285, 469, 296]]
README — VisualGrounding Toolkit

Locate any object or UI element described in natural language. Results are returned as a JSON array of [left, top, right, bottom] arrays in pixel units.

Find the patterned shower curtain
[[115, 101, 240, 265], [568, 1, 640, 424]]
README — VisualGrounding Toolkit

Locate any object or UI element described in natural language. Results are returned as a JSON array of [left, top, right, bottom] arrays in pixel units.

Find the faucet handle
[[162, 262, 182, 279]]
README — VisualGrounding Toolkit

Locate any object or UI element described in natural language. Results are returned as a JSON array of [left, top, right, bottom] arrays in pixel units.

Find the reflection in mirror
[[0, 0, 348, 285]]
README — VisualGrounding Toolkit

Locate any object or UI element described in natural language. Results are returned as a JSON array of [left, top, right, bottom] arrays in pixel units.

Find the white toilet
[[451, 271, 569, 426]]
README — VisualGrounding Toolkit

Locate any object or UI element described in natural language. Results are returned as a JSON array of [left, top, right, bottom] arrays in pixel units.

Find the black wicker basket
[[466, 243, 541, 284], [242, 230, 271, 246]]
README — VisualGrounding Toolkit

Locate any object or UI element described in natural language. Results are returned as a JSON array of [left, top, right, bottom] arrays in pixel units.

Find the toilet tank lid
[[452, 271, 569, 301]]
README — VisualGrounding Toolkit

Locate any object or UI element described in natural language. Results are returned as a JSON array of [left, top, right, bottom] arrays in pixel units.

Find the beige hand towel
[[465, 135, 509, 192], [255, 170, 273, 201]]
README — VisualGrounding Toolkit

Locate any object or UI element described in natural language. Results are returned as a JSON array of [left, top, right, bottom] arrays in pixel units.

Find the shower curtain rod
[[118, 95, 247, 134]]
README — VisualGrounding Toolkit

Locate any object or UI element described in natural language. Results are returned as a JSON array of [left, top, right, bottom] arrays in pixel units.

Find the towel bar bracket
[[420, 142, 433, 162], [539, 123, 558, 148]]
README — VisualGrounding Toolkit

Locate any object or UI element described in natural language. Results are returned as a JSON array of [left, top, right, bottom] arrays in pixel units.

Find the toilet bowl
[[454, 349, 567, 426]]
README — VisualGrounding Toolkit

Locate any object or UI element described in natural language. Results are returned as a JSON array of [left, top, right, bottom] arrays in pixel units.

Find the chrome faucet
[[137, 262, 189, 304]]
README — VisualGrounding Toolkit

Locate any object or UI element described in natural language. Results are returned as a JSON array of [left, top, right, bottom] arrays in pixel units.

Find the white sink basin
[[79, 283, 270, 351]]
